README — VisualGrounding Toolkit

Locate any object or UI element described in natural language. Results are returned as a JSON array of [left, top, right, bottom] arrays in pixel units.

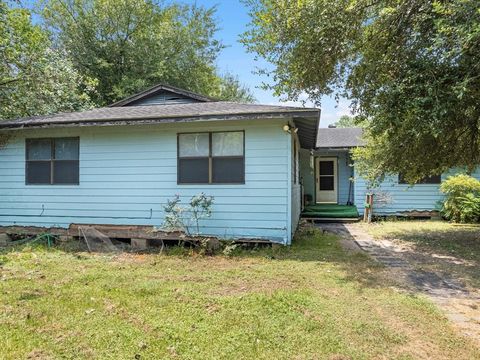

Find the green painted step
[[302, 204, 359, 218]]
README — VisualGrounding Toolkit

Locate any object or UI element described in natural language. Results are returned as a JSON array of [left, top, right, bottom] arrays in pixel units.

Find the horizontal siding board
[[0, 119, 290, 243], [0, 209, 286, 221], [0, 203, 286, 215], [354, 169, 480, 215]]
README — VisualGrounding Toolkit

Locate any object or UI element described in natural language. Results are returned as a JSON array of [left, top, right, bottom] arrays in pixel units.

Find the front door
[[316, 157, 337, 203]]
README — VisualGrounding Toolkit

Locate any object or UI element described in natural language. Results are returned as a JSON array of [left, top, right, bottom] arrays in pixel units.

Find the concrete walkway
[[318, 222, 480, 344]]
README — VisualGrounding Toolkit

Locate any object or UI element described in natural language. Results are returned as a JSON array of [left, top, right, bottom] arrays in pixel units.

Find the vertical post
[[363, 194, 368, 222], [368, 193, 374, 223], [363, 193, 374, 223]]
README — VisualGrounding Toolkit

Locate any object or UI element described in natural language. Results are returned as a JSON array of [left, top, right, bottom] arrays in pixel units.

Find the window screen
[[26, 138, 79, 185], [178, 158, 209, 184], [212, 158, 244, 183], [398, 174, 441, 184], [319, 177, 334, 190], [318, 160, 335, 191], [319, 161, 334, 175], [178, 131, 244, 184]]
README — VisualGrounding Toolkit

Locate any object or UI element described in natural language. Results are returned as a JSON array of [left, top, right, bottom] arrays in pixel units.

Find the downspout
[[286, 121, 293, 245]]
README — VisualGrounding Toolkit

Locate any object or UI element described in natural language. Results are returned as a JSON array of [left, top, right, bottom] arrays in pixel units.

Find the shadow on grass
[[374, 226, 480, 259], [365, 221, 480, 289]]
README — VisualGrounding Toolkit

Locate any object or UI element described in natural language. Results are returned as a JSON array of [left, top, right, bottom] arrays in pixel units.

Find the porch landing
[[302, 204, 359, 220]]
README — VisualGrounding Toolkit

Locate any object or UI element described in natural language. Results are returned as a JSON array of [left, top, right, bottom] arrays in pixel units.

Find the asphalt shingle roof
[[316, 127, 364, 148], [0, 101, 321, 149], [0, 102, 319, 128]]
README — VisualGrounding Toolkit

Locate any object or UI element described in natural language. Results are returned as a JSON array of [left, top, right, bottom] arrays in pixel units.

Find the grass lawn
[[363, 220, 480, 289], [1, 227, 479, 359]]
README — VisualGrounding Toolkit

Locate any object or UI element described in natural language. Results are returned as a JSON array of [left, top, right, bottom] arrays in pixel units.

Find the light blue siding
[[0, 119, 293, 244], [354, 168, 480, 216]]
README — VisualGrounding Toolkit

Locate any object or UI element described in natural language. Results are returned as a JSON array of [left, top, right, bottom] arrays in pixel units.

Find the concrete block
[[131, 238, 149, 250], [0, 233, 10, 246], [58, 235, 73, 243]]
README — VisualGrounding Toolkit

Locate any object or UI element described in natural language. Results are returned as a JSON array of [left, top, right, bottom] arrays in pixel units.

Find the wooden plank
[[68, 224, 178, 240], [0, 225, 67, 236]]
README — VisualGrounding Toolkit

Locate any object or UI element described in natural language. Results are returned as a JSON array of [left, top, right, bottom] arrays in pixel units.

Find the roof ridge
[[108, 84, 216, 107]]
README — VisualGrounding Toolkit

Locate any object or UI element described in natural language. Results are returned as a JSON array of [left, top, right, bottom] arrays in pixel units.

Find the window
[[178, 131, 244, 184], [319, 160, 335, 190], [398, 174, 441, 184], [26, 138, 79, 185]]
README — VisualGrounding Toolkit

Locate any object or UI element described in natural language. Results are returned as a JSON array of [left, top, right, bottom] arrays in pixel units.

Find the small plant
[[222, 243, 239, 257], [440, 174, 480, 223], [456, 193, 480, 223], [189, 193, 214, 235], [162, 195, 186, 233], [162, 193, 214, 236]]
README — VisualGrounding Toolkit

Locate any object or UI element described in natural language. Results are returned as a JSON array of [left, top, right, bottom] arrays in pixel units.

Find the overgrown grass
[[1, 227, 478, 359], [363, 220, 480, 288]]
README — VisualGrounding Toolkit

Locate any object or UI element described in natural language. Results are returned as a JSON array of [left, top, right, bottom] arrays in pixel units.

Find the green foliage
[[456, 193, 480, 224], [39, 0, 253, 105], [440, 174, 480, 223], [243, 0, 480, 181], [0, 3, 94, 120], [216, 73, 256, 103], [333, 115, 365, 128], [162, 195, 186, 233], [162, 193, 214, 236]]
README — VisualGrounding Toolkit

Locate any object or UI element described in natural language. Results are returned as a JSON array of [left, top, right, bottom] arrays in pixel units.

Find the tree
[[216, 73, 256, 103], [0, 2, 94, 120], [242, 0, 480, 183], [333, 115, 361, 128], [39, 0, 252, 105]]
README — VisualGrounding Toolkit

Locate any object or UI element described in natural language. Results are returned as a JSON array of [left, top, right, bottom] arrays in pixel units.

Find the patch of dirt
[[26, 349, 54, 360]]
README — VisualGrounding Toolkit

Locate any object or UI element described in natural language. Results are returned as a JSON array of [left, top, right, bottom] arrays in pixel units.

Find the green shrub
[[440, 174, 480, 223], [456, 193, 480, 223]]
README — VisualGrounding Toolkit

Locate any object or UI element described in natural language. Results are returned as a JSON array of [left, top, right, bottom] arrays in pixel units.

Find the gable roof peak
[[109, 83, 217, 107]]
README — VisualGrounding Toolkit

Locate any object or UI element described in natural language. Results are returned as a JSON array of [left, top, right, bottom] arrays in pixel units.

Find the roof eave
[[315, 145, 363, 150], [0, 110, 320, 131]]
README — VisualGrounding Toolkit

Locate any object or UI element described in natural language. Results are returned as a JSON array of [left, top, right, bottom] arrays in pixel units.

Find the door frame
[[315, 157, 338, 204]]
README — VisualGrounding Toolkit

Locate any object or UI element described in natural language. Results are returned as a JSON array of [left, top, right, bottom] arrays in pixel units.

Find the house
[[2, 83, 474, 246], [300, 127, 480, 219], [0, 84, 320, 245]]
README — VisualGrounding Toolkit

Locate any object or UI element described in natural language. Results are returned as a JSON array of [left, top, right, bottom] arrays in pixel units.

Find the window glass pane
[[319, 161, 334, 175], [212, 132, 244, 156], [398, 174, 441, 184], [27, 139, 51, 160], [319, 176, 334, 190], [178, 158, 209, 183], [26, 161, 51, 184], [53, 160, 79, 184], [179, 133, 209, 157], [423, 175, 441, 184], [212, 158, 244, 183], [55, 138, 79, 160]]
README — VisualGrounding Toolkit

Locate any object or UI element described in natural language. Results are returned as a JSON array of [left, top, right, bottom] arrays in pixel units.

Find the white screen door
[[316, 157, 337, 203]]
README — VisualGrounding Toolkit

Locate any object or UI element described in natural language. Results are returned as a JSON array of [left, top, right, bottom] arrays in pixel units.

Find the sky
[[184, 0, 352, 128]]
